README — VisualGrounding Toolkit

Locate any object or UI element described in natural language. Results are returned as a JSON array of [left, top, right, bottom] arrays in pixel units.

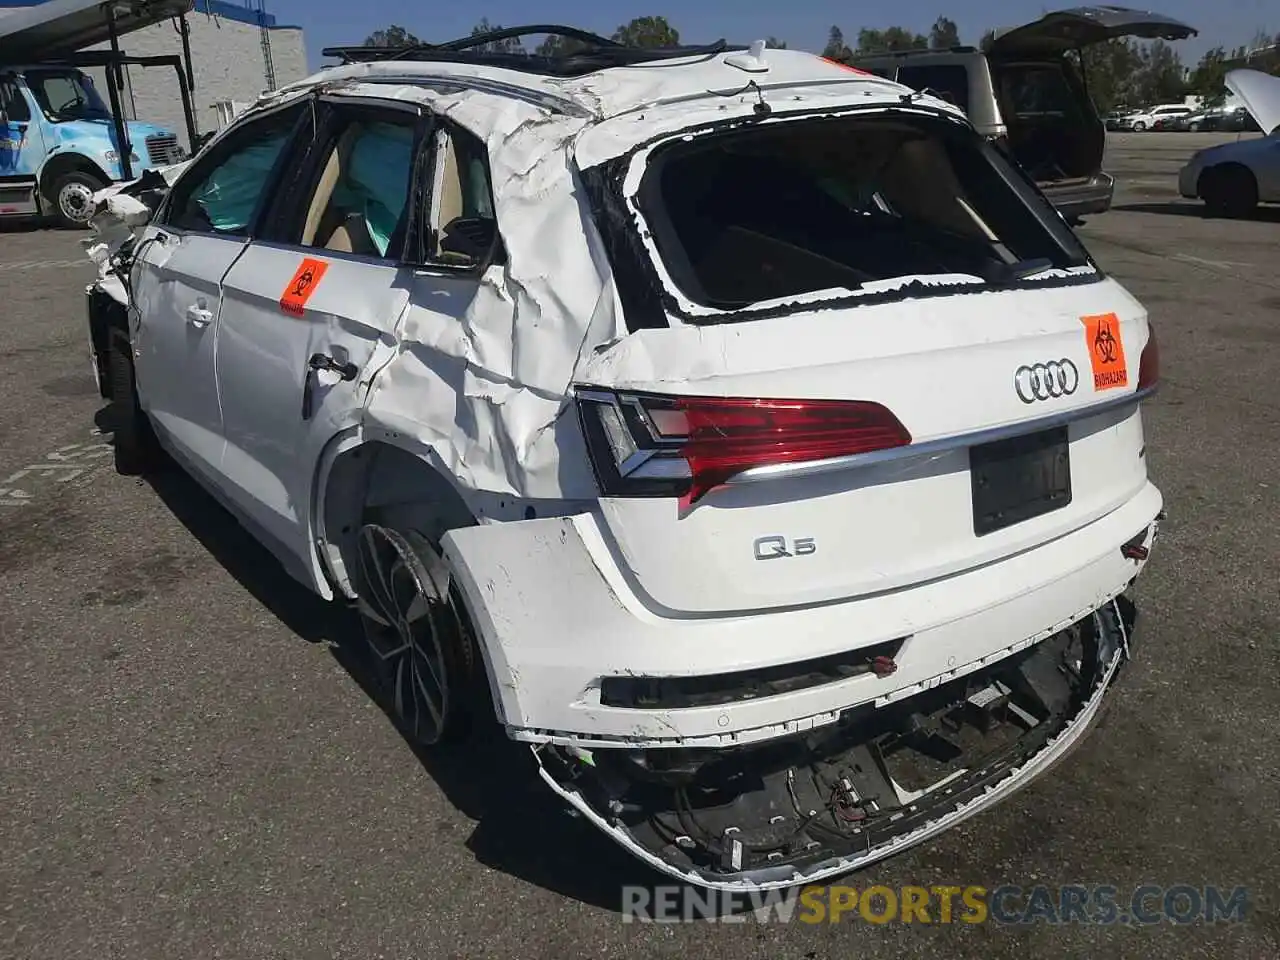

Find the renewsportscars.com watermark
[[621, 884, 1250, 925]]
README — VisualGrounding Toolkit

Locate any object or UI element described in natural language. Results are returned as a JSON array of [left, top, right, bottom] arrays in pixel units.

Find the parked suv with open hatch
[[851, 6, 1196, 220]]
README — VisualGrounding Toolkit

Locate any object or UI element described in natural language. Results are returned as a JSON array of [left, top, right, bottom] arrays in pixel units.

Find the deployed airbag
[[334, 121, 416, 255], [191, 131, 291, 232]]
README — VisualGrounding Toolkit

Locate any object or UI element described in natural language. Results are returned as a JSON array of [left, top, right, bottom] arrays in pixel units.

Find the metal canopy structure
[[0, 0, 193, 61], [0, 0, 198, 180]]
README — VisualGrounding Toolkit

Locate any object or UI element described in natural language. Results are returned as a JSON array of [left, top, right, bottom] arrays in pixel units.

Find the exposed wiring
[[706, 78, 772, 116]]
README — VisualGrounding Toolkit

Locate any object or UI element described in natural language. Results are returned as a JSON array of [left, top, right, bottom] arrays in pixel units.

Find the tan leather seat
[[300, 126, 373, 253], [322, 213, 375, 256]]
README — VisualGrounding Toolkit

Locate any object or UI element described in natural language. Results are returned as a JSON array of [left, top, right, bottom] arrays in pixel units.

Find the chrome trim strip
[[727, 387, 1156, 485]]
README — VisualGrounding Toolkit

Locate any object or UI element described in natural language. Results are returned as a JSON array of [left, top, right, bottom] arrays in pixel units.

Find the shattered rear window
[[634, 111, 1093, 312]]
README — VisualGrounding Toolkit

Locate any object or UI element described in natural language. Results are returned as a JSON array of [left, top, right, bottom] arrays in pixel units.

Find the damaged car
[[84, 26, 1163, 891]]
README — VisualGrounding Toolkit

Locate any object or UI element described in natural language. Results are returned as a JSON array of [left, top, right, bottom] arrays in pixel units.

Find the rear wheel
[[105, 328, 163, 475], [1200, 165, 1258, 219], [50, 170, 105, 229], [354, 523, 487, 747]]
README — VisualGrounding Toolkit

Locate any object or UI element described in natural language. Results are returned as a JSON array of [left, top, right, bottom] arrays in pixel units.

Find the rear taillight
[[575, 388, 912, 505], [1137, 324, 1159, 392]]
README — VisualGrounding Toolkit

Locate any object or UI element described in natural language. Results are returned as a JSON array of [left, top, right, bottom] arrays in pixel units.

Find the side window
[[295, 112, 417, 260], [0, 78, 30, 123], [896, 65, 970, 113], [165, 106, 300, 236], [427, 125, 499, 268]]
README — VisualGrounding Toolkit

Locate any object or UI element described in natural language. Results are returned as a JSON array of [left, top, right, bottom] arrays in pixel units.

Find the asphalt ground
[[1, 131, 1277, 959]]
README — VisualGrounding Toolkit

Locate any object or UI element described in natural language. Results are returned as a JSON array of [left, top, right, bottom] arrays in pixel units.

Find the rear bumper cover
[[1041, 171, 1115, 218], [442, 480, 1162, 746]]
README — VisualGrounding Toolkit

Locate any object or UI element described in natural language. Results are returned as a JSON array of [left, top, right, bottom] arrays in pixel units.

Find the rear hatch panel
[[988, 6, 1197, 56], [579, 285, 1152, 616]]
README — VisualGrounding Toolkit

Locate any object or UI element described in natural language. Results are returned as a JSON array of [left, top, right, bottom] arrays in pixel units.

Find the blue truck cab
[[0, 64, 185, 226]]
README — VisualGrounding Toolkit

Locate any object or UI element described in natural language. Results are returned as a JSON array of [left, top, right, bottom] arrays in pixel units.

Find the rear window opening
[[991, 59, 1102, 183], [634, 110, 1093, 314]]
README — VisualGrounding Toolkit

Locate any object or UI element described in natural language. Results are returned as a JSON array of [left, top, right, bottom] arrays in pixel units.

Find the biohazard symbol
[[291, 267, 315, 298], [280, 257, 328, 316], [1094, 319, 1119, 363], [1080, 312, 1128, 392]]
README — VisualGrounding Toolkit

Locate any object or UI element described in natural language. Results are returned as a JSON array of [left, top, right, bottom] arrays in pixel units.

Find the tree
[[364, 24, 421, 47], [1077, 38, 1144, 112], [822, 25, 849, 61], [1129, 39, 1187, 106], [856, 27, 928, 54], [468, 18, 526, 54], [534, 33, 590, 57], [979, 29, 996, 53], [1188, 46, 1229, 108], [612, 16, 679, 48], [929, 16, 960, 50], [765, 37, 788, 49]]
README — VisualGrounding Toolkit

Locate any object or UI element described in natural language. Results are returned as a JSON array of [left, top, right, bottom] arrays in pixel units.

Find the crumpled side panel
[[356, 86, 621, 500]]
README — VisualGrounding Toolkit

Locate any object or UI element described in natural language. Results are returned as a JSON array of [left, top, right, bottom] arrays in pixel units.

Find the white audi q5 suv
[[84, 26, 1163, 891]]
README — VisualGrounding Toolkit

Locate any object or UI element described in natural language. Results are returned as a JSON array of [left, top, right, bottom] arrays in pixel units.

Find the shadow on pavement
[[1111, 201, 1280, 223], [0, 218, 67, 233], [136, 451, 674, 912]]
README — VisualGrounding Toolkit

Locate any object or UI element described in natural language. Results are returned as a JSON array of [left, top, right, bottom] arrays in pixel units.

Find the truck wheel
[[50, 170, 105, 228], [1200, 165, 1258, 219], [105, 328, 163, 475]]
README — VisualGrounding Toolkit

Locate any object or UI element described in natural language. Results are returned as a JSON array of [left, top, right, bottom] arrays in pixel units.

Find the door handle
[[185, 304, 212, 327], [301, 352, 358, 421]]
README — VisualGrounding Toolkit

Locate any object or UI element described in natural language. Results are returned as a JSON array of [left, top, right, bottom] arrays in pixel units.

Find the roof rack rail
[[848, 45, 979, 58], [321, 23, 742, 77], [433, 24, 620, 52]]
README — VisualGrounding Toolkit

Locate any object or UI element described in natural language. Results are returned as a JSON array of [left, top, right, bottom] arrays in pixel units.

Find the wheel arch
[[38, 152, 110, 201], [312, 432, 514, 723], [1197, 160, 1258, 195], [313, 432, 481, 600]]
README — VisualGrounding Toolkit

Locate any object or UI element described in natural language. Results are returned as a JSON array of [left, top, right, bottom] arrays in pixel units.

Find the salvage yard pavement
[[1, 132, 1277, 958]]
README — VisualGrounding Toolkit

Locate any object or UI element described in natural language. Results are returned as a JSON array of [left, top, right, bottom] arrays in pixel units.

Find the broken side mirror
[[439, 216, 497, 261]]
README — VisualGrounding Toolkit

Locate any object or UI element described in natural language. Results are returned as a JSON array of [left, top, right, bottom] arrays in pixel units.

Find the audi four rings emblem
[[1014, 359, 1080, 403]]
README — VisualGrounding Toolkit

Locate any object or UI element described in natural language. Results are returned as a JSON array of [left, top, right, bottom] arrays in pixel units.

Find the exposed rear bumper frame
[[535, 594, 1138, 891]]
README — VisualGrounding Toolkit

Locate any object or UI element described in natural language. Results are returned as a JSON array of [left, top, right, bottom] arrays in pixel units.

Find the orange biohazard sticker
[[1080, 312, 1128, 392], [279, 257, 328, 316]]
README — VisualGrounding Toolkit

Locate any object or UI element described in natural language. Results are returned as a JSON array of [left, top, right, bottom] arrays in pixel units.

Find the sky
[[256, 0, 1277, 73]]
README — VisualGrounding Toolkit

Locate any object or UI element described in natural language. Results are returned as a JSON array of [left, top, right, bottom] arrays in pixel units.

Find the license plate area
[[970, 426, 1071, 536]]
